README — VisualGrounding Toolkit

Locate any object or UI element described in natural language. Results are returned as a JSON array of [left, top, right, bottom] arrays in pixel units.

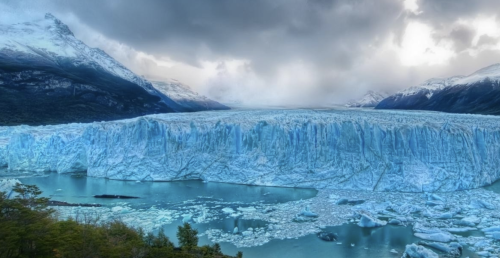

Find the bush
[[0, 184, 241, 258]]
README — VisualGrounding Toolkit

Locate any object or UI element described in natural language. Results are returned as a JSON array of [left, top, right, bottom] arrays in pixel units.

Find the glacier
[[1, 108, 500, 192]]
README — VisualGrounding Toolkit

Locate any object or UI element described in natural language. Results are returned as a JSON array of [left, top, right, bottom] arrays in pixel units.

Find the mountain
[[376, 64, 500, 115], [151, 80, 229, 111], [0, 14, 216, 126], [345, 90, 388, 108]]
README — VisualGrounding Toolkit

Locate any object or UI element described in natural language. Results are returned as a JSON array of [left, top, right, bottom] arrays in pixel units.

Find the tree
[[212, 243, 222, 256], [0, 183, 55, 258], [176, 222, 198, 251], [144, 228, 174, 257], [236, 251, 243, 258], [0, 185, 242, 258]]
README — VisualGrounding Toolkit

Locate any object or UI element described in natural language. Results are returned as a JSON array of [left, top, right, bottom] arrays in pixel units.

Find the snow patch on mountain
[[399, 76, 465, 98], [0, 13, 164, 100], [345, 91, 389, 107], [455, 63, 500, 85], [396, 63, 500, 98], [151, 80, 229, 111], [152, 80, 212, 103]]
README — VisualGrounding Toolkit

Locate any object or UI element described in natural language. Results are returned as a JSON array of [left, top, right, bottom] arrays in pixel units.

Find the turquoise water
[[484, 179, 500, 194], [11, 173, 480, 258], [18, 173, 317, 208], [161, 222, 479, 258], [159, 221, 420, 257]]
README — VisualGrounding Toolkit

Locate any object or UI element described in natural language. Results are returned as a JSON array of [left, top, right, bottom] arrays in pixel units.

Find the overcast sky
[[2, 0, 500, 106]]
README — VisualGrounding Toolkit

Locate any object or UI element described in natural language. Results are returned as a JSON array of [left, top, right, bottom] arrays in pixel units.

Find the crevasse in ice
[[1, 109, 500, 192]]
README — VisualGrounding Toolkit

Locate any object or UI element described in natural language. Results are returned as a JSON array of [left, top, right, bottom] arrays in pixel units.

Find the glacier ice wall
[[1, 109, 500, 192]]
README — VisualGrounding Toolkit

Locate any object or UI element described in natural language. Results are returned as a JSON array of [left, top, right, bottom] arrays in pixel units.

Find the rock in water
[[348, 200, 365, 205], [358, 213, 387, 228], [317, 232, 338, 242], [389, 219, 402, 225], [94, 194, 139, 199], [401, 244, 438, 258], [336, 199, 349, 205]]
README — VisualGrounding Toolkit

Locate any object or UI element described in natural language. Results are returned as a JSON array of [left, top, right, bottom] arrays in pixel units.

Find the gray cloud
[[2, 0, 500, 105], [50, 0, 403, 72], [449, 26, 475, 52], [417, 0, 500, 24], [477, 35, 499, 47]]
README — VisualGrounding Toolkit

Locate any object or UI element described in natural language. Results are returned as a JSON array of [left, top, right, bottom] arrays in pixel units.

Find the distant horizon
[[2, 0, 500, 106]]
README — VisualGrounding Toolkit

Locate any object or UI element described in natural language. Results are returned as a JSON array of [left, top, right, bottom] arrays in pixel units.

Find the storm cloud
[[2, 0, 500, 105]]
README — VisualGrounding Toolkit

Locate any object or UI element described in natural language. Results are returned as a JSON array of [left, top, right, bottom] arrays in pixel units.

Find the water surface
[[11, 172, 481, 258], [19, 173, 317, 208]]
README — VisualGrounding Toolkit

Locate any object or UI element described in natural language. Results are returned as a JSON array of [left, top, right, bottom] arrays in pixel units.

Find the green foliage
[[0, 184, 241, 258], [0, 183, 55, 258], [144, 228, 175, 258], [176, 222, 198, 251]]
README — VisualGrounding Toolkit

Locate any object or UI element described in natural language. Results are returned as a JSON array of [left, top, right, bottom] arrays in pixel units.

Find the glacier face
[[1, 109, 500, 192]]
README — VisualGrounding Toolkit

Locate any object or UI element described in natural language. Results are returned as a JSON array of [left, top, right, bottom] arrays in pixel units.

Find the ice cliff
[[1, 109, 500, 192]]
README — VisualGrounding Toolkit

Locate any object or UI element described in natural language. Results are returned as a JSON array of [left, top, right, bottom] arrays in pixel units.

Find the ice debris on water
[[0, 179, 21, 198], [357, 211, 387, 228], [5, 177, 500, 256], [401, 244, 438, 258]]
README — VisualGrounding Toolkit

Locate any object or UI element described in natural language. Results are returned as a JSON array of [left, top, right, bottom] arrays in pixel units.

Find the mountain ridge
[[345, 90, 388, 108], [376, 63, 500, 115], [151, 79, 229, 111], [0, 13, 227, 125]]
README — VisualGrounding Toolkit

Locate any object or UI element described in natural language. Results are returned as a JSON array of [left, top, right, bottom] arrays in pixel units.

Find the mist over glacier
[[1, 109, 500, 192]]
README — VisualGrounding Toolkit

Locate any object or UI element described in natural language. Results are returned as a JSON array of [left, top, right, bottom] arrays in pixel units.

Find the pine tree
[[176, 222, 198, 251]]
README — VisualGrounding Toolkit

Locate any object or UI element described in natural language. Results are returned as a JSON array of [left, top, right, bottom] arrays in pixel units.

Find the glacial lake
[[18, 172, 318, 208], [8, 173, 479, 258], [484, 179, 500, 194]]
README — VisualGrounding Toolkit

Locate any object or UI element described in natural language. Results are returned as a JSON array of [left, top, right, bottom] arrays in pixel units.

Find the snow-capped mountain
[[151, 80, 229, 111], [376, 64, 500, 114], [345, 90, 389, 108], [0, 13, 164, 97], [0, 14, 223, 126]]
